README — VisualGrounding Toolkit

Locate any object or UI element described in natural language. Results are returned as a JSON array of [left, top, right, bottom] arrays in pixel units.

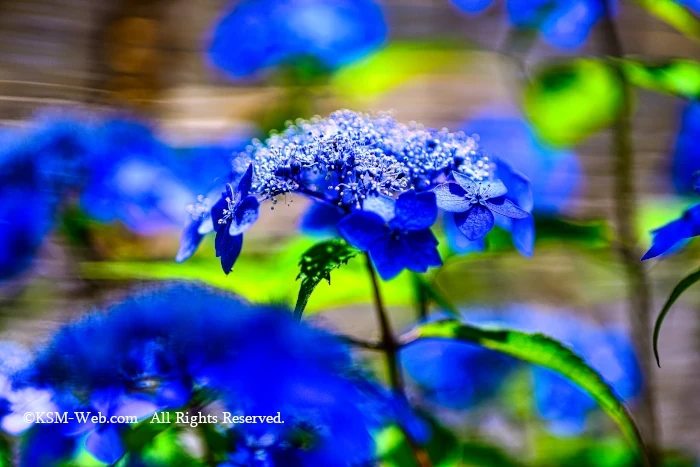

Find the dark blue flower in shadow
[[338, 191, 441, 280], [434, 171, 529, 242], [672, 102, 700, 195], [642, 204, 700, 260], [211, 164, 260, 274], [208, 0, 387, 78]]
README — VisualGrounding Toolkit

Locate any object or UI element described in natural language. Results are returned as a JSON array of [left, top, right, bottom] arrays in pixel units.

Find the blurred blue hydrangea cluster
[[0, 113, 245, 282], [5, 284, 417, 465], [179, 110, 534, 280], [208, 0, 387, 78], [401, 306, 643, 436]]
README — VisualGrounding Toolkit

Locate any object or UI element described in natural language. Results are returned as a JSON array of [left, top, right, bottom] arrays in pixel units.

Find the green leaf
[[0, 436, 10, 467], [376, 419, 460, 467], [653, 266, 700, 367], [632, 0, 700, 43], [619, 58, 700, 99], [524, 59, 625, 147], [293, 238, 359, 318], [405, 320, 648, 463]]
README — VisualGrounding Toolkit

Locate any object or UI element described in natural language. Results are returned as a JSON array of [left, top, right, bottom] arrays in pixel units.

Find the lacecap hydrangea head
[[178, 110, 532, 278], [208, 0, 387, 78], [17, 283, 405, 466]]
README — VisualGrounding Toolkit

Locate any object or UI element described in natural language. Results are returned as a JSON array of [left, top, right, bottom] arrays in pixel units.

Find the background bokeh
[[1, 0, 700, 464]]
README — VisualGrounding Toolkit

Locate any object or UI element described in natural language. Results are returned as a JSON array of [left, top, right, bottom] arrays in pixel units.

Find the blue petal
[[486, 197, 530, 219], [176, 216, 206, 263], [403, 229, 442, 272], [540, 0, 603, 49], [367, 236, 407, 280], [432, 183, 470, 212], [338, 210, 387, 251], [363, 194, 396, 222], [85, 425, 125, 465], [642, 204, 700, 260], [300, 201, 344, 236], [444, 213, 485, 254], [212, 184, 234, 231], [479, 180, 507, 200], [237, 163, 254, 199], [215, 230, 243, 274], [20, 425, 76, 467], [511, 216, 535, 257], [495, 158, 534, 212], [455, 205, 494, 241], [156, 379, 192, 409], [393, 191, 438, 231], [229, 195, 260, 235], [451, 171, 478, 194]]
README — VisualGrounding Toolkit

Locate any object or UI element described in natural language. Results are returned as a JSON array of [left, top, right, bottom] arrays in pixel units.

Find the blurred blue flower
[[208, 0, 387, 78], [672, 102, 700, 195], [642, 204, 700, 260], [80, 119, 195, 235], [339, 191, 442, 280], [434, 171, 530, 241], [402, 306, 643, 436], [0, 136, 58, 281], [401, 311, 520, 409], [451, 0, 612, 49], [20, 284, 403, 465]]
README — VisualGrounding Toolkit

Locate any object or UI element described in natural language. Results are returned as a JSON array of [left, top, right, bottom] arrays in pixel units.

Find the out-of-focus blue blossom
[[402, 306, 643, 436], [80, 119, 195, 235], [0, 136, 58, 281], [672, 102, 700, 195], [19, 284, 404, 465], [401, 311, 520, 409], [179, 110, 528, 275], [0, 342, 57, 437], [338, 191, 442, 280], [451, 0, 612, 49], [676, 0, 700, 12], [433, 171, 530, 241], [642, 204, 700, 260], [522, 311, 643, 436], [208, 0, 387, 78]]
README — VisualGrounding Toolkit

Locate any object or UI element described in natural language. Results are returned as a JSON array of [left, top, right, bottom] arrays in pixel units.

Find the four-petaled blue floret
[[434, 171, 529, 241], [338, 191, 442, 280]]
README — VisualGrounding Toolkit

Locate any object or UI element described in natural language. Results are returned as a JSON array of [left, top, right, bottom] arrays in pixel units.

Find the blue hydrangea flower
[[401, 311, 520, 410], [80, 119, 195, 235], [402, 306, 643, 436], [338, 191, 442, 280], [208, 0, 387, 78], [210, 164, 260, 274], [451, 0, 612, 49], [19, 284, 404, 466], [641, 204, 700, 260], [179, 110, 518, 275], [434, 171, 529, 241], [0, 135, 58, 281], [672, 102, 700, 195]]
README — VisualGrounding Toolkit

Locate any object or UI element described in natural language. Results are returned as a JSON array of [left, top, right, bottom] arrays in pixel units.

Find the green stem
[[600, 4, 659, 464], [364, 254, 433, 467]]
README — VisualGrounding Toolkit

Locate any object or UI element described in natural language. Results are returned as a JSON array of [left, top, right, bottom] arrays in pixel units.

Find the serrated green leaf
[[653, 266, 700, 367], [633, 0, 700, 43], [294, 238, 359, 318], [619, 58, 700, 99], [405, 320, 648, 464], [524, 59, 625, 147]]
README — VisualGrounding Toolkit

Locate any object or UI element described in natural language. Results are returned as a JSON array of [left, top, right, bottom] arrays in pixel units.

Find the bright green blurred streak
[[331, 41, 471, 102], [80, 235, 415, 313], [524, 59, 624, 147]]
